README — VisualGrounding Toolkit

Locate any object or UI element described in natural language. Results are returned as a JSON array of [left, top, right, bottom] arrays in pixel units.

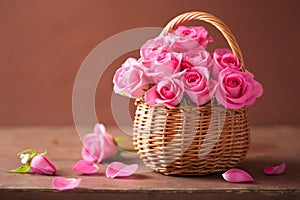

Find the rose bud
[[30, 155, 56, 175]]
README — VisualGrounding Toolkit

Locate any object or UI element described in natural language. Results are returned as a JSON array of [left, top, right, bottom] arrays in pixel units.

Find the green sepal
[[39, 150, 47, 156], [114, 137, 127, 143], [17, 149, 37, 156], [8, 164, 31, 173], [118, 146, 136, 152], [17, 149, 45, 166]]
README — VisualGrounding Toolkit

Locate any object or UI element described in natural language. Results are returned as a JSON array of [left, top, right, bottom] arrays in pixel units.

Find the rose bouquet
[[113, 11, 264, 176], [113, 25, 263, 109]]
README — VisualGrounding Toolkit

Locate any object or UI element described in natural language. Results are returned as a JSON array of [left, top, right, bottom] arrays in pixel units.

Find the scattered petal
[[264, 163, 286, 175], [106, 162, 138, 178], [222, 168, 254, 183], [52, 177, 81, 191], [73, 160, 99, 174]]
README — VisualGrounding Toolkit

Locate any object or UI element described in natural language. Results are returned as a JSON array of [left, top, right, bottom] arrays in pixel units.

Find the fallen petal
[[73, 160, 99, 174], [52, 177, 81, 191], [222, 168, 254, 183], [106, 162, 138, 178], [264, 163, 286, 175]]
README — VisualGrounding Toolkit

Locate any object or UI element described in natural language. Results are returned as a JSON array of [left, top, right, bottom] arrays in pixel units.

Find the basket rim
[[135, 98, 248, 112]]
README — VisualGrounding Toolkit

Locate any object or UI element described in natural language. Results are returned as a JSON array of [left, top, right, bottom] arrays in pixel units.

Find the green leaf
[[8, 165, 31, 173]]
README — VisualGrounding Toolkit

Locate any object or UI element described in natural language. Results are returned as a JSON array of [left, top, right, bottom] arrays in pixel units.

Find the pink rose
[[30, 155, 56, 175], [215, 68, 263, 109], [113, 58, 150, 98], [145, 77, 184, 107], [146, 52, 182, 83], [81, 123, 117, 163], [183, 67, 216, 105], [213, 48, 242, 72], [140, 36, 171, 61], [168, 26, 213, 52], [181, 48, 213, 71]]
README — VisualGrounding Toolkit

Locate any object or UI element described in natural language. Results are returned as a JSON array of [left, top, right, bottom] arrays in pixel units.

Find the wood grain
[[0, 126, 299, 199]]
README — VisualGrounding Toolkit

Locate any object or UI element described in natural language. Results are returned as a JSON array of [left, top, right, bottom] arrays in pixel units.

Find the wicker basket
[[132, 11, 250, 176]]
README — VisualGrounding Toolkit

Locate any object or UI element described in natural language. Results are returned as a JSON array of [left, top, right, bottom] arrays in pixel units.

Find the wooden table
[[0, 126, 299, 200]]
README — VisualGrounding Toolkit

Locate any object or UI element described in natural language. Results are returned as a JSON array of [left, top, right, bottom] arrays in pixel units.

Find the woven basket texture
[[133, 100, 250, 175]]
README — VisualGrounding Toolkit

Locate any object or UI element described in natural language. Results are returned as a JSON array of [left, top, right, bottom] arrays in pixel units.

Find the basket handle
[[160, 11, 245, 71]]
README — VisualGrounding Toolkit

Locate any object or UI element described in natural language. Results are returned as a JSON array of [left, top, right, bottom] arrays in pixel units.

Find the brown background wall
[[0, 0, 299, 126]]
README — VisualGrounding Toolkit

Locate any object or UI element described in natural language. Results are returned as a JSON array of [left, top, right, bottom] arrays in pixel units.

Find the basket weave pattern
[[133, 100, 250, 175], [132, 12, 251, 175]]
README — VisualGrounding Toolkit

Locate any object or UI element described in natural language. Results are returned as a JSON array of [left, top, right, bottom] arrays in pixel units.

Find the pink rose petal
[[52, 177, 81, 191], [73, 160, 99, 174], [264, 163, 286, 175], [222, 168, 254, 183], [106, 162, 138, 178]]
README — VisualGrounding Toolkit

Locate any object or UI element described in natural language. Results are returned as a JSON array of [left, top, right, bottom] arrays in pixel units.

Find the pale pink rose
[[146, 52, 182, 83], [215, 68, 263, 109], [168, 26, 213, 52], [113, 58, 150, 98], [144, 77, 184, 107], [30, 155, 56, 175], [183, 67, 215, 105], [213, 48, 242, 72], [140, 36, 171, 61], [81, 123, 117, 163], [181, 48, 213, 71]]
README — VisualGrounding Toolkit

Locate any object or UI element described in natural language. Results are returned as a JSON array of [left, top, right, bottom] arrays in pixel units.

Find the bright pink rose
[[30, 155, 56, 175], [81, 123, 117, 163], [183, 67, 216, 105], [181, 48, 213, 71], [215, 68, 263, 109], [140, 36, 171, 61], [168, 26, 213, 52], [145, 77, 184, 107], [146, 52, 182, 83], [113, 58, 150, 98], [213, 48, 242, 72]]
